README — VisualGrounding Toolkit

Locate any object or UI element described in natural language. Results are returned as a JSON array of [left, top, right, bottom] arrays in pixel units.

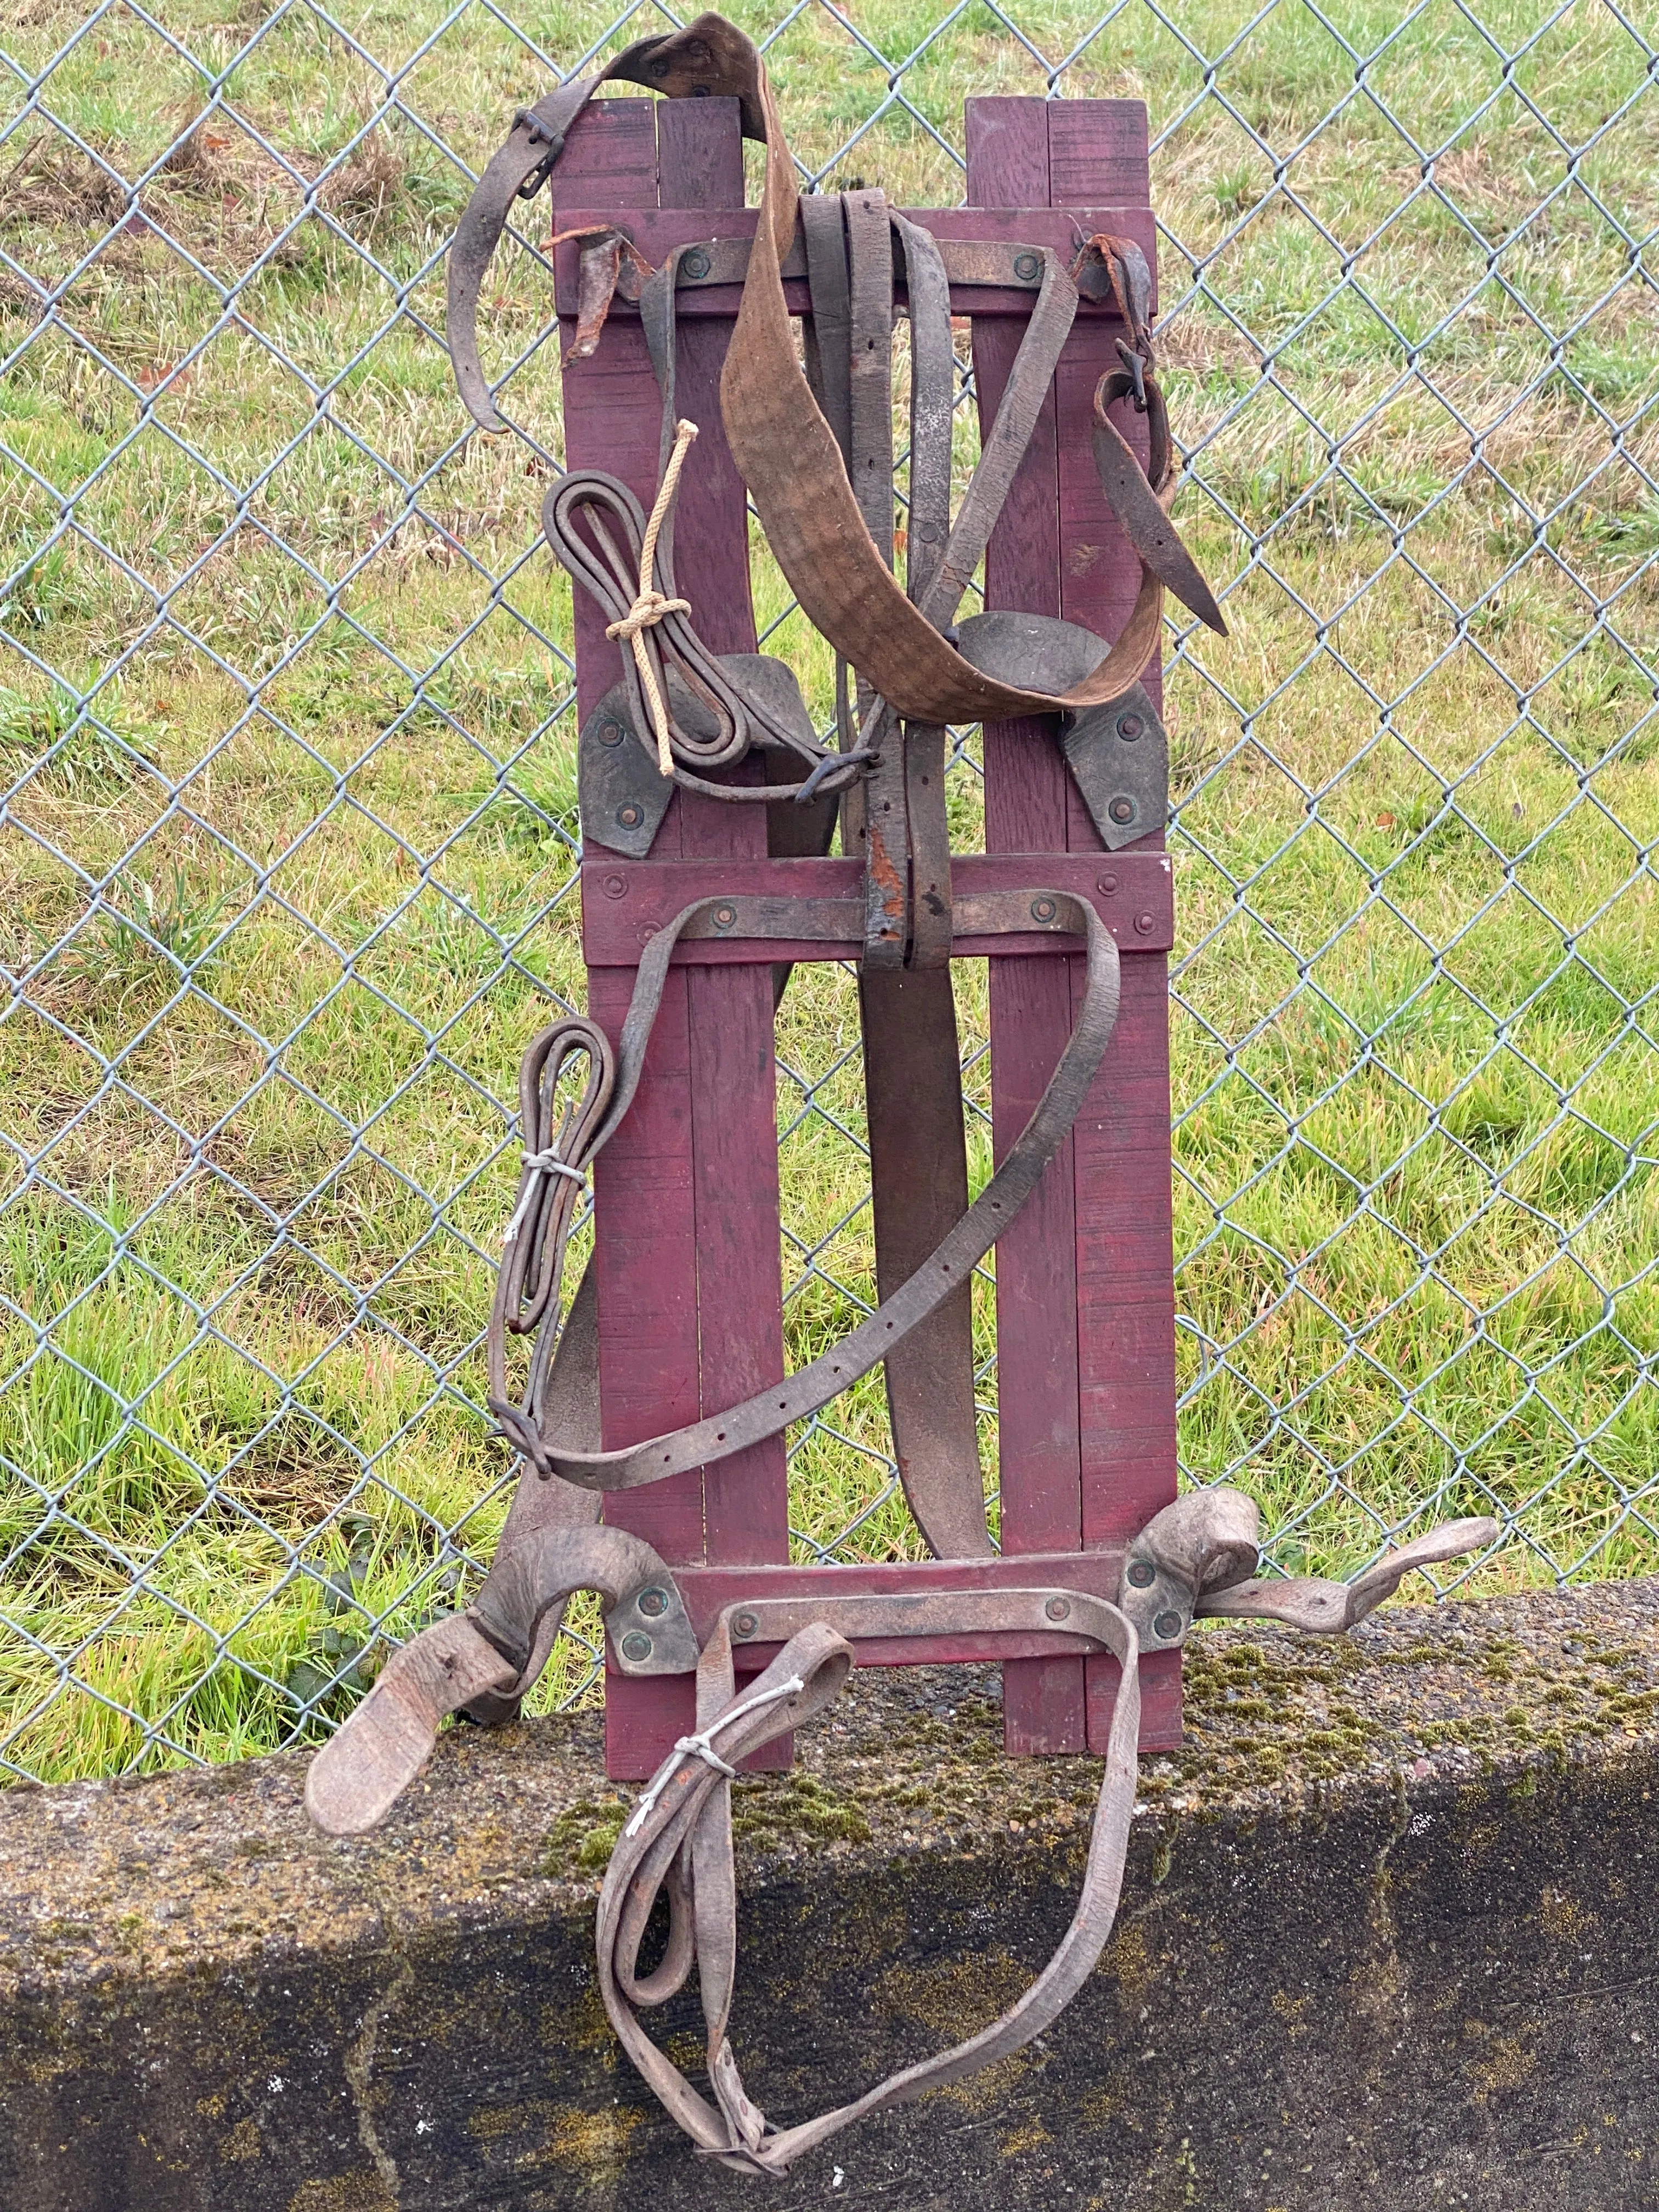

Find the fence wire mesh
[[1, 0, 1655, 1779]]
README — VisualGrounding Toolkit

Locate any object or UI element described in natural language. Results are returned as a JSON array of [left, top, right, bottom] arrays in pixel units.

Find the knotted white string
[[605, 418, 699, 777], [504, 1148, 587, 1247], [624, 1674, 805, 1838]]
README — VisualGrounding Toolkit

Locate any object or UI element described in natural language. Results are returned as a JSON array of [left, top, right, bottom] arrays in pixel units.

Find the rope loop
[[603, 418, 699, 775]]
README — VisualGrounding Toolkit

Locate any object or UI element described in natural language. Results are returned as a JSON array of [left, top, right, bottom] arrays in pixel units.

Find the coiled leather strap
[[600, 1596, 1143, 2175], [487, 889, 1120, 1496]]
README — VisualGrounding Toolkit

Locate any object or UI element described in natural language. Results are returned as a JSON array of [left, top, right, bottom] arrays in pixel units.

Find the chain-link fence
[[2, 0, 1655, 1781]]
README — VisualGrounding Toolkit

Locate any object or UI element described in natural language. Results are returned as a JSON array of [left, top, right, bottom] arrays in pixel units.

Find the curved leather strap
[[490, 888, 1119, 1496], [598, 1594, 1142, 2173], [303, 1523, 697, 1835], [712, 18, 1223, 723], [446, 19, 768, 437]]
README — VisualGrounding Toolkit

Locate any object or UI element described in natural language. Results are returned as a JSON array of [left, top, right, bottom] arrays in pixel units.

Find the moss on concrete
[[3, 1582, 1659, 2209]]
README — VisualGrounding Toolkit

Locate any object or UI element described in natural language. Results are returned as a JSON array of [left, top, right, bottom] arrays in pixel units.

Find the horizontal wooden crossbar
[[600, 1547, 1183, 1774], [672, 1545, 1126, 1662], [552, 204, 1158, 319], [581, 851, 1174, 965]]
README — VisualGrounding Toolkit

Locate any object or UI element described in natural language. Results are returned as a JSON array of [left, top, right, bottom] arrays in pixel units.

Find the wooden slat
[[659, 102, 794, 1776], [657, 101, 792, 1610], [555, 102, 702, 1770], [580, 851, 1175, 964], [968, 96, 1089, 1758], [1039, 102, 1182, 1757], [1045, 101, 1152, 208]]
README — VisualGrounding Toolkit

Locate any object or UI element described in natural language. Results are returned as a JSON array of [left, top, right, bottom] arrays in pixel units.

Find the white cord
[[504, 1148, 587, 1245], [523, 1149, 588, 1182], [624, 1675, 805, 1838]]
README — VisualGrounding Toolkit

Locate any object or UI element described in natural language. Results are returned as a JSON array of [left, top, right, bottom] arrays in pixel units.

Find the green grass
[[1, 0, 1656, 1778]]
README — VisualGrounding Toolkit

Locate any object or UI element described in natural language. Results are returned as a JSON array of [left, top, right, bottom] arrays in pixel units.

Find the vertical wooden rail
[[969, 98, 1182, 1756], [967, 101, 1086, 1757], [561, 100, 791, 1778], [558, 100, 695, 1773], [660, 99, 793, 1776]]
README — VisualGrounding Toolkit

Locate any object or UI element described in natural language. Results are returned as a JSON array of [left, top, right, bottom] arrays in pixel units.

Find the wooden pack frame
[[300, 44, 1505, 2163], [549, 88, 1183, 1780]]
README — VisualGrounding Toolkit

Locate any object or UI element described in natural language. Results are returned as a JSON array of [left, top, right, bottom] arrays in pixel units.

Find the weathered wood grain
[[969, 96, 1089, 1756]]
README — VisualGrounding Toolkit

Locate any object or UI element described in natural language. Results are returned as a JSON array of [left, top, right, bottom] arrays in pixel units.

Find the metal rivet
[[1116, 712, 1144, 741], [637, 1587, 669, 1618], [1154, 1610, 1182, 1641], [1135, 911, 1155, 934], [1097, 873, 1119, 895], [713, 902, 737, 930], [1127, 1559, 1156, 1589], [1109, 796, 1136, 825], [732, 1610, 759, 1639], [620, 1630, 652, 1662], [599, 719, 625, 747], [1013, 250, 1041, 283], [616, 802, 642, 828], [601, 871, 628, 900], [682, 246, 712, 280], [1030, 895, 1057, 924], [1044, 1596, 1071, 1622]]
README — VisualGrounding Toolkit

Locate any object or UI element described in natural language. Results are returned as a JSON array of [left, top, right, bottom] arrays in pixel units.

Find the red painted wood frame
[[554, 93, 1179, 1781]]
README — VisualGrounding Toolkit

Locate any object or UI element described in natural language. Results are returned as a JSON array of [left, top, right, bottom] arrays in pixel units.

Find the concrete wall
[[3, 1582, 1656, 2211]]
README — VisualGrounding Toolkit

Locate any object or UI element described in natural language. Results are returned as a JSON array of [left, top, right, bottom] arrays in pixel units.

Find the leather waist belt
[[307, 12, 1502, 2175]]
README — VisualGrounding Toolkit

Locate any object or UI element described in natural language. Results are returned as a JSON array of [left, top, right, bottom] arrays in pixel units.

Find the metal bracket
[[578, 651, 822, 859], [1116, 1531, 1198, 1650], [1059, 680, 1168, 851], [578, 684, 673, 859], [1116, 1488, 1262, 1651], [606, 1574, 702, 1675], [950, 611, 1169, 853]]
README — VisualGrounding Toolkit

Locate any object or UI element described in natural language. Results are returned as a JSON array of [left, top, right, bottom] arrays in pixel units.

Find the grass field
[[1, 0, 1656, 1779]]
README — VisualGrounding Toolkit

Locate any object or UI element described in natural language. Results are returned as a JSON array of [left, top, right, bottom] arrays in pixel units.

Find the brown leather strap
[[852, 201, 986, 1559], [800, 195, 853, 464], [488, 1014, 613, 1396], [494, 888, 1119, 1496], [892, 208, 957, 976], [597, 1592, 1142, 2173], [859, 964, 992, 1559], [845, 189, 896, 571], [303, 1523, 698, 1835], [708, 19, 1224, 724], [843, 191, 908, 975]]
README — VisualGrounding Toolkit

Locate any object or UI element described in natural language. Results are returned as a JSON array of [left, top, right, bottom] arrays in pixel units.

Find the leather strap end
[[303, 1615, 518, 1836], [1196, 1515, 1502, 1634]]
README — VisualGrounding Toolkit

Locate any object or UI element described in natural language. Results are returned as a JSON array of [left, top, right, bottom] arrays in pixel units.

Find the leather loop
[[544, 469, 875, 804], [497, 891, 1119, 1496], [597, 1596, 1143, 2174]]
